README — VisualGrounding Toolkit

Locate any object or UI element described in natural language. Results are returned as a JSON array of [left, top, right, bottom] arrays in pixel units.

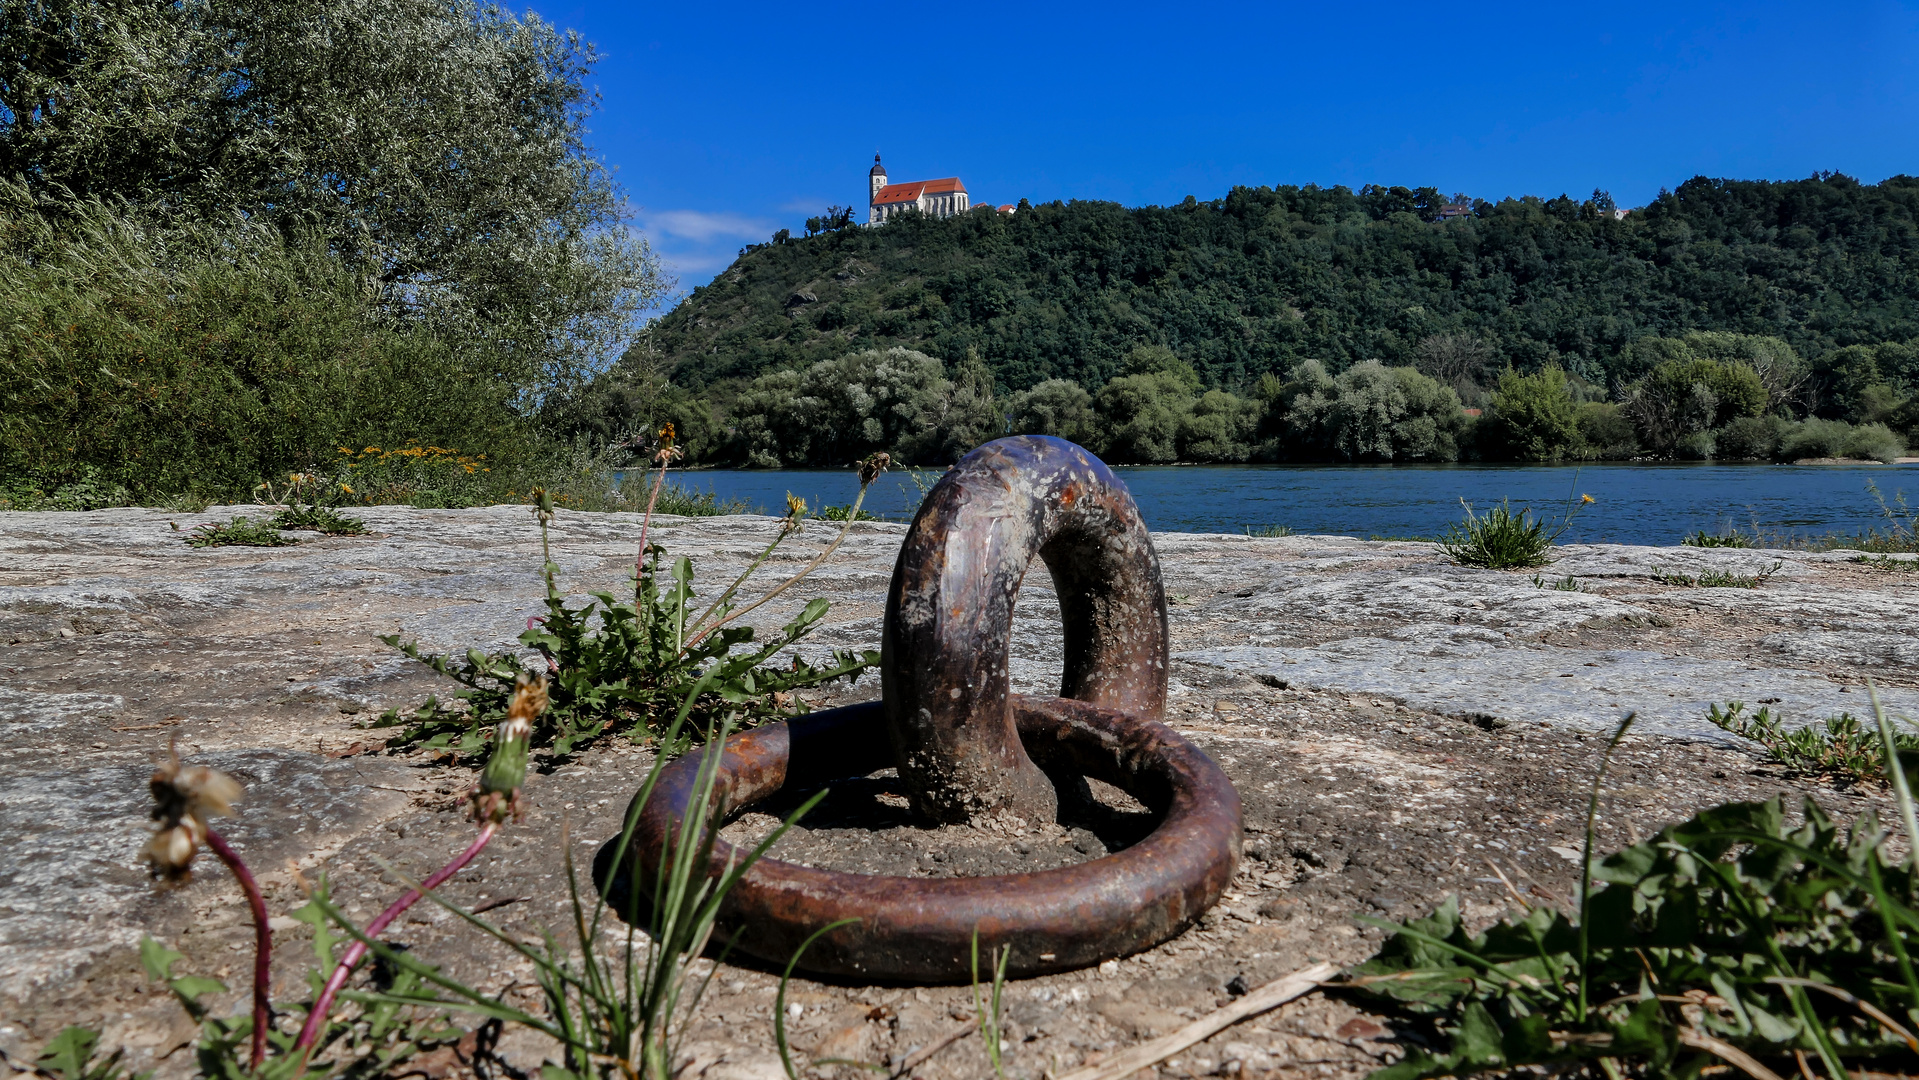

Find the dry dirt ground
[[4, 505, 1917, 1080]]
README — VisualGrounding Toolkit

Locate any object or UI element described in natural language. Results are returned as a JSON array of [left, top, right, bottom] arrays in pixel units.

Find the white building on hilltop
[[868, 155, 969, 224]]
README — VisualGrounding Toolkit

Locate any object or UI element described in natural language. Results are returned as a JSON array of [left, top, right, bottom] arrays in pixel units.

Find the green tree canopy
[[727, 348, 970, 468], [1, 0, 662, 387], [647, 174, 1919, 397], [1006, 379, 1097, 445], [1274, 360, 1470, 462], [1486, 367, 1580, 460]]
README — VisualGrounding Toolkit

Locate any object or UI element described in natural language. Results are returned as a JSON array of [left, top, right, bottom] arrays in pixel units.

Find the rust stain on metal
[[610, 435, 1242, 983]]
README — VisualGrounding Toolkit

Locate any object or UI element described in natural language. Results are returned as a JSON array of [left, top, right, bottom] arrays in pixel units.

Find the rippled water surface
[[626, 462, 1919, 547]]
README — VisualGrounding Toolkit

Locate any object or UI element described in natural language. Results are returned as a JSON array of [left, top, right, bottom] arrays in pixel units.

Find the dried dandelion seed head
[[502, 673, 547, 742], [858, 452, 891, 487], [471, 674, 546, 824], [145, 742, 242, 886]]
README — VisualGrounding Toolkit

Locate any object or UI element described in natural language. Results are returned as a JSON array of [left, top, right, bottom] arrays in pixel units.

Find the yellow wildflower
[[1581, 494, 1595, 504]]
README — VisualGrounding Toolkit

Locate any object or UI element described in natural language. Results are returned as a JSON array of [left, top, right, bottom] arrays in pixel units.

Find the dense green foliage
[[0, 0, 658, 376], [0, 191, 531, 496], [564, 173, 1919, 466], [0, 0, 663, 501], [13, 5, 1919, 485], [647, 174, 1919, 388], [1353, 796, 1919, 1080], [583, 329, 1911, 467]]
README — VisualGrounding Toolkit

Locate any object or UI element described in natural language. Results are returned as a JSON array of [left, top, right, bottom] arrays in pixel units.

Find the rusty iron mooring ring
[[611, 436, 1243, 982]]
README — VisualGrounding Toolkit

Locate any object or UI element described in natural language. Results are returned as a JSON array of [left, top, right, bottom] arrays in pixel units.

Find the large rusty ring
[[611, 436, 1242, 981]]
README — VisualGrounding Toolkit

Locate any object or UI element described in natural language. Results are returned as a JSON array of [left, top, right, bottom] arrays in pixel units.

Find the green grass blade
[[776, 918, 862, 1080], [1578, 713, 1637, 1023]]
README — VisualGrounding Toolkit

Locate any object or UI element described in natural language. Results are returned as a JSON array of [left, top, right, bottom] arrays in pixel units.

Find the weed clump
[[640, 481, 747, 516], [185, 516, 297, 548], [1854, 554, 1919, 572], [815, 502, 878, 522], [375, 448, 885, 757], [272, 505, 367, 535], [1438, 490, 1591, 570], [1351, 701, 1919, 1080], [1708, 700, 1919, 784], [1681, 529, 1754, 548], [1825, 479, 1919, 553], [1654, 563, 1781, 589]]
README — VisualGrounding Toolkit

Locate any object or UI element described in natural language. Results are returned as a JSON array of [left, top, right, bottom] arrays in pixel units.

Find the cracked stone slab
[[1177, 639, 1919, 738], [5, 503, 1919, 1049], [0, 749, 412, 1001], [1219, 572, 1662, 638]]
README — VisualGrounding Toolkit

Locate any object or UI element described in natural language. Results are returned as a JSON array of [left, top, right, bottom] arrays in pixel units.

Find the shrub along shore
[[579, 335, 1911, 472]]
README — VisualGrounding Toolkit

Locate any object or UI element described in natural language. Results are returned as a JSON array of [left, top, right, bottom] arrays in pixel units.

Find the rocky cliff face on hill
[[3, 507, 1914, 1078]]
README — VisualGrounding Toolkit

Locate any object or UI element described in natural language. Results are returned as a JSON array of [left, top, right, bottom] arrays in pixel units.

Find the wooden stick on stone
[[1056, 961, 1341, 1080]]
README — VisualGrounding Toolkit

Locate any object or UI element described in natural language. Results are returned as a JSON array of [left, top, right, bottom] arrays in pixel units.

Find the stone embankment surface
[[3, 506, 1915, 1079]]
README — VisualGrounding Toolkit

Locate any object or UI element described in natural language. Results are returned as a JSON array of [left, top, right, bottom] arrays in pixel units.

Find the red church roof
[[872, 177, 967, 204]]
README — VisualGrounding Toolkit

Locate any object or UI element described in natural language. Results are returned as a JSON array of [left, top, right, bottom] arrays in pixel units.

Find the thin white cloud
[[629, 207, 785, 291], [656, 248, 744, 278], [778, 196, 839, 214], [639, 208, 773, 243]]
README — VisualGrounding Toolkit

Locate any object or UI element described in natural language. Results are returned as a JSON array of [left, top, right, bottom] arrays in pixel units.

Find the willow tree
[[0, 0, 663, 392]]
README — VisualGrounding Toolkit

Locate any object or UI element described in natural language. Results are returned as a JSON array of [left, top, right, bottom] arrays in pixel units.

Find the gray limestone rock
[[3, 504, 1917, 1064], [1175, 639, 1919, 738], [0, 750, 411, 1001]]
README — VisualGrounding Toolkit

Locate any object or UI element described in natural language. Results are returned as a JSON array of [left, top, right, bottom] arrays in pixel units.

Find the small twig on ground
[[1054, 961, 1339, 1080], [1677, 1029, 1786, 1080], [888, 1018, 976, 1079], [1483, 857, 1531, 911]]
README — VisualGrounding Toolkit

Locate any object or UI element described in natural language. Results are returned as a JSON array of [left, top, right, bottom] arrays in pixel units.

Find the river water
[[624, 462, 1919, 547]]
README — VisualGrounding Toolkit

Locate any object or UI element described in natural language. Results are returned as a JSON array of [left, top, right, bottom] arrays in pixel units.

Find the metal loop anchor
[[611, 436, 1242, 981]]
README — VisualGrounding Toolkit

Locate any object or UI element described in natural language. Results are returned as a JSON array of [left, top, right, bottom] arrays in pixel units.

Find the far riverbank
[[625, 461, 1919, 547]]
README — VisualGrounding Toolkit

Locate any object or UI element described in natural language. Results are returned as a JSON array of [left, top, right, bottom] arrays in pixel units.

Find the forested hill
[[651, 174, 1919, 394]]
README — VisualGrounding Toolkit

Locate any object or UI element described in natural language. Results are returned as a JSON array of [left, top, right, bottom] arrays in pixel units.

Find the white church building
[[867, 155, 969, 223]]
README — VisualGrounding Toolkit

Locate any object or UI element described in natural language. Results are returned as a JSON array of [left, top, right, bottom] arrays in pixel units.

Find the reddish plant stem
[[294, 823, 498, 1053], [681, 481, 872, 651], [525, 616, 558, 672], [633, 458, 670, 596], [204, 829, 272, 1070]]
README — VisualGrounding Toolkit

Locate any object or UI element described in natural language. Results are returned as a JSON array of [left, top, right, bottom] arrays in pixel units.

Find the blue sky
[[525, 0, 1919, 292]]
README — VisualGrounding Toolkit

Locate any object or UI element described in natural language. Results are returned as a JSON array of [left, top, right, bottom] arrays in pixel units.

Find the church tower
[[869, 154, 887, 205]]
